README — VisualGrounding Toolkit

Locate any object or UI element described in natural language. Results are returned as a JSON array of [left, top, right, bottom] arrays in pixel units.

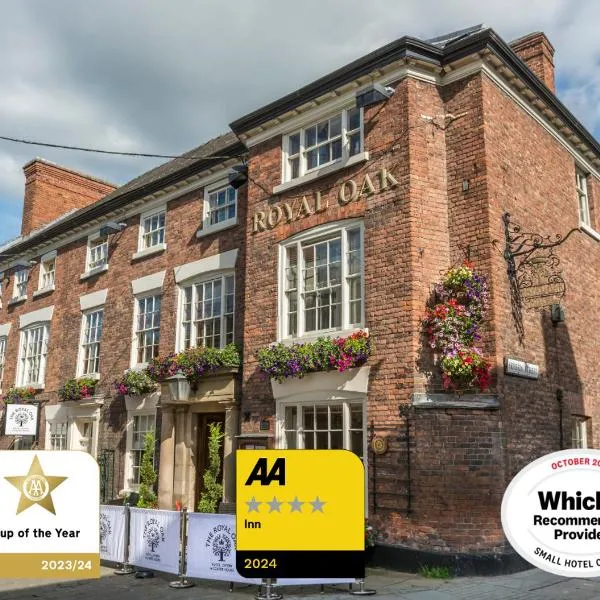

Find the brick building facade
[[1, 25, 599, 571]]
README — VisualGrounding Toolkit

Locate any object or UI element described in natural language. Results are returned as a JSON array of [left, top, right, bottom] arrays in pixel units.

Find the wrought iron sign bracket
[[499, 212, 579, 279], [493, 212, 580, 340]]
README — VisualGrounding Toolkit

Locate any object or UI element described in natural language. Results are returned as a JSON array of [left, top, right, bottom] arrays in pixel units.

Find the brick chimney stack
[[510, 32, 556, 93], [21, 159, 117, 236]]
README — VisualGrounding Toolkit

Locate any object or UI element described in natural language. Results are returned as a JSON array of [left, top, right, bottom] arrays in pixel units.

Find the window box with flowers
[[114, 369, 157, 397], [422, 262, 493, 398], [3, 387, 37, 404], [145, 343, 240, 403], [57, 377, 97, 403], [257, 330, 372, 400]]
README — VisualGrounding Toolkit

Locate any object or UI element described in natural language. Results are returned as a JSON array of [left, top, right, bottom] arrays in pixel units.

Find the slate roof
[[0, 131, 244, 258]]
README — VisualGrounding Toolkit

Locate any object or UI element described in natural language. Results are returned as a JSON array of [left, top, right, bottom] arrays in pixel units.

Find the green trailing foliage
[[137, 431, 158, 509], [146, 343, 240, 385], [197, 422, 225, 513], [57, 377, 96, 402]]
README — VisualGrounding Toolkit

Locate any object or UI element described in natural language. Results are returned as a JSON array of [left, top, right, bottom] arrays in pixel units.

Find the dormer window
[[283, 107, 363, 183]]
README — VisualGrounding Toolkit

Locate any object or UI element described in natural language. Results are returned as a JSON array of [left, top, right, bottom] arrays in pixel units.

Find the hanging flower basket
[[423, 262, 492, 392]]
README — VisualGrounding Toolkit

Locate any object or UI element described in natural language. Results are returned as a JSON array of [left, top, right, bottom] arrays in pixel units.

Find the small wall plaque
[[371, 436, 388, 455], [505, 358, 539, 380]]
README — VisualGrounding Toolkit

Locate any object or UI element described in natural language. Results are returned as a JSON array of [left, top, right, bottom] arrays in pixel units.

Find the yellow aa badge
[[236, 450, 364, 579]]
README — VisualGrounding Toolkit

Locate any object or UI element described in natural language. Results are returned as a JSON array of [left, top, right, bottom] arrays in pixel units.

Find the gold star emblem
[[4, 455, 67, 515]]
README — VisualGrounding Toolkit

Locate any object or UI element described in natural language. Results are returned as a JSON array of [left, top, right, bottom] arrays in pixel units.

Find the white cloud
[[0, 0, 598, 242]]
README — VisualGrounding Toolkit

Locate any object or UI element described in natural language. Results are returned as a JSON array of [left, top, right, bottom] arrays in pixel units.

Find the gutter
[[0, 141, 246, 261], [230, 37, 443, 134], [231, 27, 600, 167]]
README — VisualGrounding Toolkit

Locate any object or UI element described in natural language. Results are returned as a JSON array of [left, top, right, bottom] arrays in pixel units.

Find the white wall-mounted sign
[[505, 358, 539, 380], [5, 404, 38, 436]]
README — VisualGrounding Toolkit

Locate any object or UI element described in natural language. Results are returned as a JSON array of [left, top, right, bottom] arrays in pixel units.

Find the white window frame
[[77, 308, 104, 378], [0, 336, 6, 393], [176, 271, 235, 352], [278, 220, 364, 341], [572, 416, 588, 449], [131, 293, 162, 368], [276, 397, 367, 513], [577, 169, 591, 227], [48, 421, 68, 451], [37, 251, 57, 292], [282, 107, 363, 183], [202, 182, 238, 235], [12, 268, 28, 300], [125, 411, 156, 491], [138, 207, 167, 252], [16, 322, 50, 388], [85, 232, 109, 273]]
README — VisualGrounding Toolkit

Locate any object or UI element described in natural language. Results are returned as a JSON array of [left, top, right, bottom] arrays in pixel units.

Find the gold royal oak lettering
[[252, 168, 398, 233]]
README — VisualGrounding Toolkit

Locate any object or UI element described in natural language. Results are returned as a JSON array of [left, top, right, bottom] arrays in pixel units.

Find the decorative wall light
[[99, 221, 126, 237], [355, 83, 394, 109], [228, 164, 248, 190]]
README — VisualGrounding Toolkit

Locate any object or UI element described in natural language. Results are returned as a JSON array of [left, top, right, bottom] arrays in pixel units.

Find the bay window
[[284, 107, 363, 182], [179, 273, 234, 350], [280, 221, 363, 339]]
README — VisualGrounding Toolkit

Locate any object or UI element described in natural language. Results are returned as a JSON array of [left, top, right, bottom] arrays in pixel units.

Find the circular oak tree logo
[[143, 519, 165, 553], [212, 533, 232, 562], [99, 514, 112, 547]]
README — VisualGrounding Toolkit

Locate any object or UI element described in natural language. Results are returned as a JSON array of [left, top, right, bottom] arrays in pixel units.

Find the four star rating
[[246, 496, 326, 513]]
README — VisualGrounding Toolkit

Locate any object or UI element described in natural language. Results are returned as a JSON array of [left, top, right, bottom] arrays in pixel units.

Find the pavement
[[1, 566, 600, 600]]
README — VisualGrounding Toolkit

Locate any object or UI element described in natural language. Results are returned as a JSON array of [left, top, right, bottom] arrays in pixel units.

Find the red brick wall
[[21, 161, 116, 236], [483, 72, 600, 471], [240, 74, 511, 553], [510, 33, 556, 93], [0, 181, 247, 497]]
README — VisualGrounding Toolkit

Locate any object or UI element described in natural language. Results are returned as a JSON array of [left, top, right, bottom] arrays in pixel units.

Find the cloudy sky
[[0, 0, 598, 243]]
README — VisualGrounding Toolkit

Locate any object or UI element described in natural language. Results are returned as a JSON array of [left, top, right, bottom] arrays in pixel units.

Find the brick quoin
[[0, 26, 599, 572]]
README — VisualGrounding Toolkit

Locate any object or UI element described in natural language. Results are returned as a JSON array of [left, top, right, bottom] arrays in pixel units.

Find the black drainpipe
[[557, 388, 564, 450]]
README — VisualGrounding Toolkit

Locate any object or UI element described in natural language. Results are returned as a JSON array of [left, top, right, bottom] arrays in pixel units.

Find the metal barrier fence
[[100, 504, 376, 597]]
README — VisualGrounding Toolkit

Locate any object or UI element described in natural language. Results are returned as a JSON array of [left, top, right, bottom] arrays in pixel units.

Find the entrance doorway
[[195, 413, 225, 510]]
